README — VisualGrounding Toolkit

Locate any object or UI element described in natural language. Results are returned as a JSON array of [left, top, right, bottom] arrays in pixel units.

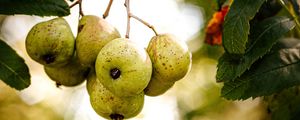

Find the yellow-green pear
[[26, 17, 75, 67], [95, 38, 152, 97], [145, 34, 191, 96], [87, 71, 144, 119], [76, 15, 120, 67], [44, 56, 90, 87], [144, 75, 175, 96]]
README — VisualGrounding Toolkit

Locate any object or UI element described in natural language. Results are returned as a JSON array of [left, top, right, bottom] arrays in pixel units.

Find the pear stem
[[124, 0, 158, 39], [69, 0, 84, 17], [103, 0, 114, 19], [125, 0, 131, 38]]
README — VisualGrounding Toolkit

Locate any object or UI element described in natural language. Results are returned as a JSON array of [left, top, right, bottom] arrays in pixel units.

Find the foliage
[[217, 16, 295, 82], [189, 1, 300, 119], [0, 0, 71, 90], [222, 0, 265, 55], [0, 0, 70, 16], [0, 39, 30, 90]]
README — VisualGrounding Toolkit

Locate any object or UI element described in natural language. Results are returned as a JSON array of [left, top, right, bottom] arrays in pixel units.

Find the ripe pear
[[95, 38, 152, 97], [76, 15, 121, 67], [87, 72, 144, 119], [44, 56, 90, 87], [144, 75, 175, 96], [145, 34, 191, 96], [26, 17, 75, 67]]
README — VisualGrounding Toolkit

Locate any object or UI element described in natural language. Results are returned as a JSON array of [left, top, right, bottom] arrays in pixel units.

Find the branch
[[103, 0, 114, 19], [124, 0, 158, 38], [130, 14, 158, 36], [69, 0, 84, 17], [125, 0, 131, 38]]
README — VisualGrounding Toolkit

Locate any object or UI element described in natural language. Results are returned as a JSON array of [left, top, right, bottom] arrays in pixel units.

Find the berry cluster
[[25, 14, 191, 119]]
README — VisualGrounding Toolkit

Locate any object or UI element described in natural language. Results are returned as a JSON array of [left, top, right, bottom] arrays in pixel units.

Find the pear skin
[[144, 75, 175, 96], [147, 34, 191, 82], [44, 56, 90, 87], [145, 34, 191, 96], [87, 72, 144, 119], [95, 38, 152, 97], [26, 17, 75, 67], [76, 15, 120, 67]]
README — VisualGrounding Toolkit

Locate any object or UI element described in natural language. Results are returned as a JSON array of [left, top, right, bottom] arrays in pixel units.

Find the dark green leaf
[[0, 39, 30, 90], [0, 0, 70, 16], [221, 39, 300, 100], [223, 0, 266, 54], [217, 17, 295, 82]]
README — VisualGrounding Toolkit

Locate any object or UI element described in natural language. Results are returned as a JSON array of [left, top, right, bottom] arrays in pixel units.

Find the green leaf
[[0, 39, 30, 90], [221, 38, 300, 100], [217, 16, 295, 82], [0, 0, 70, 16], [223, 0, 266, 54]]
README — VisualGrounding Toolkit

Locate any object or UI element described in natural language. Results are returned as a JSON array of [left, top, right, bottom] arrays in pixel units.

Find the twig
[[69, 0, 84, 17], [124, 0, 158, 38], [125, 0, 131, 38], [130, 14, 158, 36], [103, 0, 114, 19]]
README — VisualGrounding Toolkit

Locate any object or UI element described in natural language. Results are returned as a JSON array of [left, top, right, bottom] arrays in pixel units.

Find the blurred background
[[0, 0, 269, 120]]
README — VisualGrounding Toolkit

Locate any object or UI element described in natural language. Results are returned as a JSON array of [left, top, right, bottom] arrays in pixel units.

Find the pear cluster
[[25, 15, 191, 119]]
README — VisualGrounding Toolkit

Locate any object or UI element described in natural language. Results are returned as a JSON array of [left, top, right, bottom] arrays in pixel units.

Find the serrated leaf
[[0, 0, 70, 16], [223, 0, 266, 54], [0, 39, 30, 90], [217, 16, 295, 82], [221, 39, 300, 100]]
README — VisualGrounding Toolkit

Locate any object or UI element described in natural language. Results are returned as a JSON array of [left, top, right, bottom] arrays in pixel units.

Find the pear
[[95, 38, 152, 97], [144, 75, 175, 96], [76, 15, 121, 67], [87, 72, 144, 119], [145, 34, 191, 96], [44, 56, 90, 87], [26, 17, 75, 67]]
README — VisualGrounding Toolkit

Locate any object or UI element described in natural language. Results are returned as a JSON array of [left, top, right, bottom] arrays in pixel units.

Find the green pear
[[44, 56, 90, 87], [145, 34, 191, 96], [26, 17, 75, 67], [144, 75, 175, 96], [76, 15, 121, 67], [95, 38, 152, 97], [87, 72, 144, 119]]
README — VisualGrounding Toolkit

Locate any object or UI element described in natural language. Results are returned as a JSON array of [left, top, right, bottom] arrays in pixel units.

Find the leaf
[[222, 0, 266, 54], [0, 39, 30, 90], [0, 0, 70, 16], [221, 39, 300, 100], [217, 16, 295, 82]]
